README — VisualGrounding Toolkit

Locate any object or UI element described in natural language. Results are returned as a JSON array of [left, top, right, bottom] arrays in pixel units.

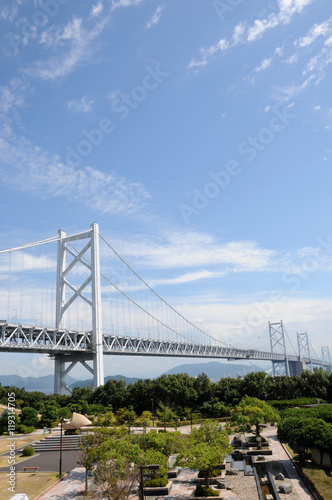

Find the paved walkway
[[261, 426, 314, 500], [36, 467, 88, 499]]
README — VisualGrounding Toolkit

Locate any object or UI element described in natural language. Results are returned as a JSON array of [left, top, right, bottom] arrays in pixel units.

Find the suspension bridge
[[0, 223, 330, 394]]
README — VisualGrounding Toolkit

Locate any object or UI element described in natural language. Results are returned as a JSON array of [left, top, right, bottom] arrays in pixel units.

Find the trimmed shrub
[[144, 477, 168, 487], [194, 484, 219, 497], [22, 445, 35, 456], [198, 468, 221, 478]]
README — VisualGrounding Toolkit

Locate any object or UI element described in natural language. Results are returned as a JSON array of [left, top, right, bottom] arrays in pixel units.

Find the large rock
[[216, 479, 226, 489], [275, 472, 285, 481], [226, 468, 239, 475], [279, 482, 293, 494]]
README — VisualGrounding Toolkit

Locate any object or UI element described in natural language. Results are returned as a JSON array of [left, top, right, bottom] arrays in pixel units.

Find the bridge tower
[[54, 222, 104, 394], [297, 332, 312, 372], [269, 321, 290, 376], [321, 346, 331, 372]]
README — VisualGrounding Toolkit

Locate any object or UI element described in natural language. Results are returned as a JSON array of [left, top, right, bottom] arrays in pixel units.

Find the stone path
[[261, 426, 314, 500], [36, 467, 88, 499]]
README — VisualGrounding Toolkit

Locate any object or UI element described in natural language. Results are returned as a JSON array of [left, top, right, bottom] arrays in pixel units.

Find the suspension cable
[[99, 233, 226, 347]]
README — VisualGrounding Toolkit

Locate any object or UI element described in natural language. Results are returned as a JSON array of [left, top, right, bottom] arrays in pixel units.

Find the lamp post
[[59, 417, 64, 476], [163, 406, 166, 432], [138, 464, 160, 500]]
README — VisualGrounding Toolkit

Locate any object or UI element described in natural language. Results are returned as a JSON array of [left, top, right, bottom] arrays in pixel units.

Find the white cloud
[[0, 126, 151, 217], [285, 53, 298, 64], [150, 270, 226, 287], [247, 14, 279, 42], [90, 2, 104, 18], [296, 19, 332, 47], [145, 5, 164, 30], [0, 6, 18, 21], [111, 0, 144, 11], [232, 22, 246, 45], [110, 231, 277, 271], [187, 39, 228, 69], [189, 1, 315, 70], [254, 58, 272, 73], [271, 74, 315, 102], [23, 15, 109, 81], [67, 96, 94, 113]]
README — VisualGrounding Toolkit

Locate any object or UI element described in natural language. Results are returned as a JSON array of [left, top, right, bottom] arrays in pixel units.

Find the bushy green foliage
[[194, 484, 219, 497], [144, 476, 168, 487], [176, 421, 232, 487], [20, 406, 39, 428], [280, 405, 332, 423], [17, 425, 35, 434], [278, 416, 332, 455], [22, 445, 35, 456], [229, 396, 279, 435], [267, 398, 326, 409], [198, 468, 222, 478]]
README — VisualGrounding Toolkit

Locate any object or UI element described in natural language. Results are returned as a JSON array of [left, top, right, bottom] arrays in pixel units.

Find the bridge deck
[[0, 322, 328, 367]]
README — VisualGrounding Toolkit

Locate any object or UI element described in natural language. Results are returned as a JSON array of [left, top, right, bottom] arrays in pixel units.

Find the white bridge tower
[[54, 222, 104, 394]]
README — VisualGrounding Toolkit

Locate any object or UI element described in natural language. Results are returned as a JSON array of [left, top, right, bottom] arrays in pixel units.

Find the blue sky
[[1, 0, 332, 381]]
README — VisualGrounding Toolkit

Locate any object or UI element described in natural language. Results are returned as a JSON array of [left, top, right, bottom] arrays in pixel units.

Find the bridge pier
[[288, 358, 306, 377], [54, 353, 94, 395]]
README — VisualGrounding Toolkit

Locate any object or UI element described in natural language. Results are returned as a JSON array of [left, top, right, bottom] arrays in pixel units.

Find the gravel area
[[223, 470, 259, 500]]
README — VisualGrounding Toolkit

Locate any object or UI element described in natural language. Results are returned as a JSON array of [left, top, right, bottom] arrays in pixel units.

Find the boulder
[[279, 482, 292, 494], [216, 479, 226, 489], [275, 472, 285, 481], [226, 468, 239, 475]]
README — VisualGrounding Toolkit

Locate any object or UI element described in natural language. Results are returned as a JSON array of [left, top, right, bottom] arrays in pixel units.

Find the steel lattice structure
[[0, 322, 329, 369], [1, 223, 331, 394]]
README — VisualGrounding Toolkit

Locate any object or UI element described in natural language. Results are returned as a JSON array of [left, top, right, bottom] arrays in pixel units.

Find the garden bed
[[143, 481, 172, 496]]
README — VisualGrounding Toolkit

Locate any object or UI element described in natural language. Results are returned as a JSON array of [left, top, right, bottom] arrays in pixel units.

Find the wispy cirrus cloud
[[145, 5, 164, 30], [0, 123, 150, 217], [23, 14, 110, 81], [67, 95, 94, 113], [254, 58, 272, 73], [111, 0, 144, 11], [188, 0, 316, 69], [188, 39, 229, 69], [149, 270, 226, 287], [110, 230, 277, 271], [296, 18, 332, 47]]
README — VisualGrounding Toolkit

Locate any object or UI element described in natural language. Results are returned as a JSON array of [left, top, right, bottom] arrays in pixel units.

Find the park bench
[[22, 466, 39, 472]]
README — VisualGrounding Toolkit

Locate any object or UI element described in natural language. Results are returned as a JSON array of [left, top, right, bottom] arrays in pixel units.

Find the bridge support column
[[91, 222, 104, 390], [288, 358, 306, 377], [54, 223, 104, 394], [54, 355, 66, 395], [54, 354, 94, 394], [269, 321, 289, 376]]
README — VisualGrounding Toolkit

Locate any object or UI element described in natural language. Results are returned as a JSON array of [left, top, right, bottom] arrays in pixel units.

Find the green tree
[[115, 407, 137, 433], [20, 407, 39, 428], [229, 396, 279, 436], [176, 421, 232, 487], [41, 403, 58, 427]]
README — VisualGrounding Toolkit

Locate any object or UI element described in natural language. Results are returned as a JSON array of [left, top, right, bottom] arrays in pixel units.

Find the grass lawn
[[0, 435, 43, 455], [286, 443, 332, 500], [0, 471, 59, 500], [302, 466, 332, 500]]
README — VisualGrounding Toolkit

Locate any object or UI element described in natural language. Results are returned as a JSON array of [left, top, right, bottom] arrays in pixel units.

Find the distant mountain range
[[165, 361, 260, 379], [0, 361, 261, 394]]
